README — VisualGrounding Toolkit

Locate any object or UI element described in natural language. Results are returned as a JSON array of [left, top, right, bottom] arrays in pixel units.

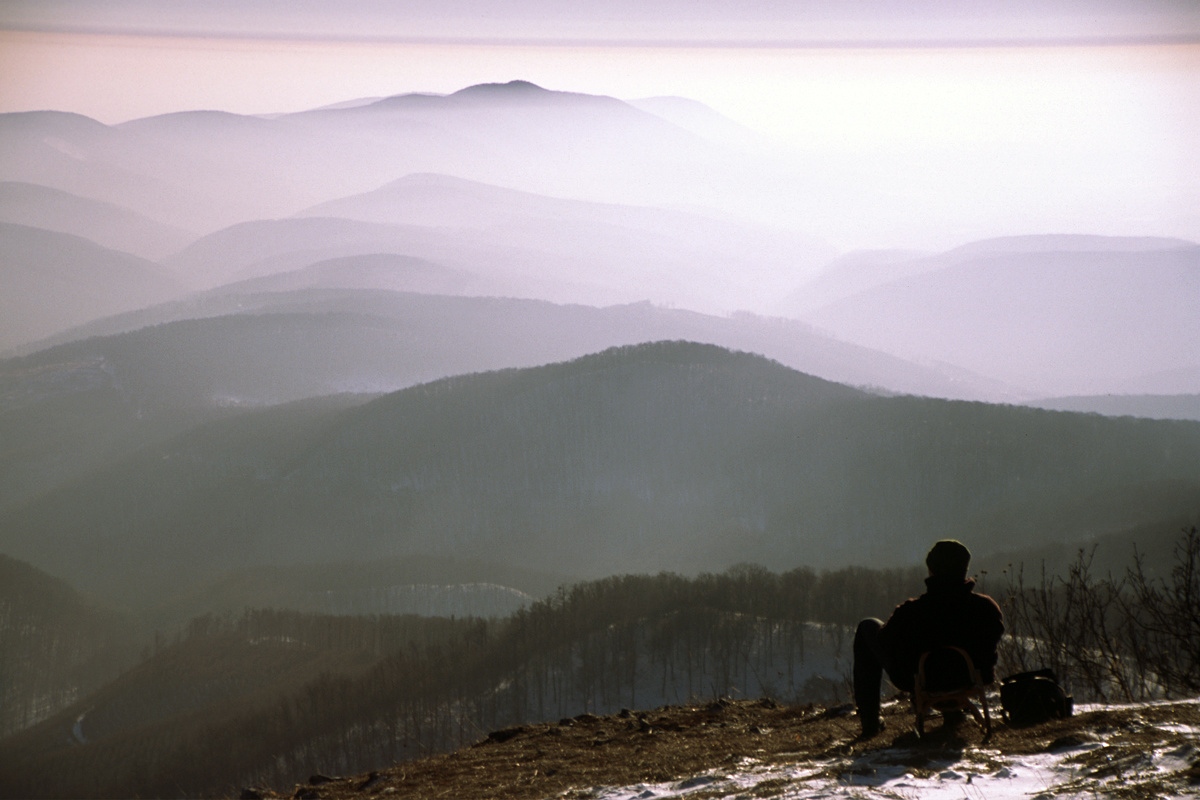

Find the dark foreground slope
[[2, 341, 1198, 608]]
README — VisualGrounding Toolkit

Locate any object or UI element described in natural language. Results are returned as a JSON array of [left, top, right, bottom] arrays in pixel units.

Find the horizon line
[[5, 25, 1199, 51]]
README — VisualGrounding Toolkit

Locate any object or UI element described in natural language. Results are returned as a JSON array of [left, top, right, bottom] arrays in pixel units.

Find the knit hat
[[926, 539, 971, 579]]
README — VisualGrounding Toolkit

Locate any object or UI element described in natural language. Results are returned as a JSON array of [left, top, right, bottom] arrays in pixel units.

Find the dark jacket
[[876, 575, 1004, 692]]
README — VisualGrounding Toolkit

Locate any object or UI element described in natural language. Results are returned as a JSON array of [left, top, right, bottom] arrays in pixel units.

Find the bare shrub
[[1118, 526, 1200, 697], [999, 527, 1198, 703]]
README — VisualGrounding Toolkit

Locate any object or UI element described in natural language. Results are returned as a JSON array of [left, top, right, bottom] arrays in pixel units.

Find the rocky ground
[[237, 695, 1200, 800]]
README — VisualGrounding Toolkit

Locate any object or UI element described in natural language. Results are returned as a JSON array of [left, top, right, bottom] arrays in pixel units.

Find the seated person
[[853, 539, 1004, 737]]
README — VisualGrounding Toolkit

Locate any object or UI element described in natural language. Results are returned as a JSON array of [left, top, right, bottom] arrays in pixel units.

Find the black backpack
[[1000, 668, 1074, 726]]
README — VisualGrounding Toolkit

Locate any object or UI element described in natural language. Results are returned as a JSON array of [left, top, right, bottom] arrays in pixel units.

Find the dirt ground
[[238, 697, 1200, 800]]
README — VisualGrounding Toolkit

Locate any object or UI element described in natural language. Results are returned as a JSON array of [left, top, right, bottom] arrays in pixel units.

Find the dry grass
[[238, 697, 1200, 800]]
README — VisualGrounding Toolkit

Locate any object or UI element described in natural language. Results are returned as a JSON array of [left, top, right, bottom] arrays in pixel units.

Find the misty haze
[[1, 3, 1199, 798]]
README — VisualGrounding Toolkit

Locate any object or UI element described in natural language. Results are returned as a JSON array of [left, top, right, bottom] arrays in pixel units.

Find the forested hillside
[[0, 556, 138, 738], [0, 353, 264, 512], [8, 286, 990, 406], [0, 563, 929, 799], [2, 341, 1198, 609], [0, 291, 994, 511]]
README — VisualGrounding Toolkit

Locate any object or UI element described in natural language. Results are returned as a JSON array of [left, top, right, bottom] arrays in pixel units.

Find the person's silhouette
[[853, 539, 1004, 737]]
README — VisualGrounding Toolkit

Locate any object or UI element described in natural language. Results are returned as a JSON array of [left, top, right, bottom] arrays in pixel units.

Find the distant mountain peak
[[445, 80, 624, 109], [452, 80, 548, 97], [369, 80, 591, 112], [388, 172, 485, 188]]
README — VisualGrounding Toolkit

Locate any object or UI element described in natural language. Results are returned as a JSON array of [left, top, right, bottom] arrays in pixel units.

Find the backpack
[[1000, 668, 1074, 725]]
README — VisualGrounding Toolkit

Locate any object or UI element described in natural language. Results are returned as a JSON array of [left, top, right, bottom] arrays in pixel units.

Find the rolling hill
[[1, 82, 827, 287], [0, 81, 794, 238], [0, 182, 195, 260], [0, 555, 138, 739], [164, 171, 831, 313], [0, 290, 1020, 513], [215, 253, 476, 296], [1025, 393, 1200, 422], [0, 110, 261, 233], [160, 214, 617, 301], [5, 287, 1006, 411], [292, 172, 833, 313], [0, 223, 187, 352], [783, 235, 1194, 316], [2, 341, 1197, 610]]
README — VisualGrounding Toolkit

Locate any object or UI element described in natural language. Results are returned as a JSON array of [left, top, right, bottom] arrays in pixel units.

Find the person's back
[[853, 540, 1003, 736], [879, 574, 1003, 691]]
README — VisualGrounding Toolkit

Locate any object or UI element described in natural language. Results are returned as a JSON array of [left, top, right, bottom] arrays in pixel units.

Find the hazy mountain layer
[[168, 176, 831, 314], [0, 223, 187, 352], [161, 214, 629, 302], [0, 182, 195, 260], [6, 287, 1004, 408], [0, 111, 264, 234], [786, 233, 1195, 316], [794, 237, 1200, 395], [3, 341, 1197, 609], [3, 86, 1195, 398], [218, 253, 476, 296], [1025, 394, 1200, 422], [0, 81, 840, 326], [0, 288, 1019, 513], [292, 173, 832, 313], [0, 82, 806, 239]]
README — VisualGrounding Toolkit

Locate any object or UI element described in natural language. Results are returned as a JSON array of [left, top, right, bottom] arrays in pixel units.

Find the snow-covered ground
[[581, 701, 1200, 800]]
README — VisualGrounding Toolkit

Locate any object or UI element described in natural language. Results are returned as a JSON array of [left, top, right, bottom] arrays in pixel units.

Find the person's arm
[[974, 596, 1004, 680], [878, 600, 919, 691]]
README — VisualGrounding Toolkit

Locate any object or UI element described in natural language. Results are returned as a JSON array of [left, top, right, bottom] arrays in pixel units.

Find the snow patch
[[582, 701, 1200, 800]]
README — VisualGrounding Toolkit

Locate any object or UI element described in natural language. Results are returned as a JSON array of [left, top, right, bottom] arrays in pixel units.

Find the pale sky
[[2, 0, 1197, 124], [1, 0, 1198, 246], [3, 0, 1198, 44]]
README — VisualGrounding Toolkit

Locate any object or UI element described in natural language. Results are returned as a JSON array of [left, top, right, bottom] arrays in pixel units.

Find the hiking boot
[[859, 718, 885, 738]]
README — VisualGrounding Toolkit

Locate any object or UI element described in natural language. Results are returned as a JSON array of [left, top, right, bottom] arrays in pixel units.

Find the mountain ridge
[[0, 182, 196, 259], [0, 222, 188, 352], [3, 341, 1197, 609], [795, 243, 1200, 395]]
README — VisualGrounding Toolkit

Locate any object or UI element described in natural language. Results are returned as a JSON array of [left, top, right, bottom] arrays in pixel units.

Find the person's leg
[[853, 618, 886, 735]]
